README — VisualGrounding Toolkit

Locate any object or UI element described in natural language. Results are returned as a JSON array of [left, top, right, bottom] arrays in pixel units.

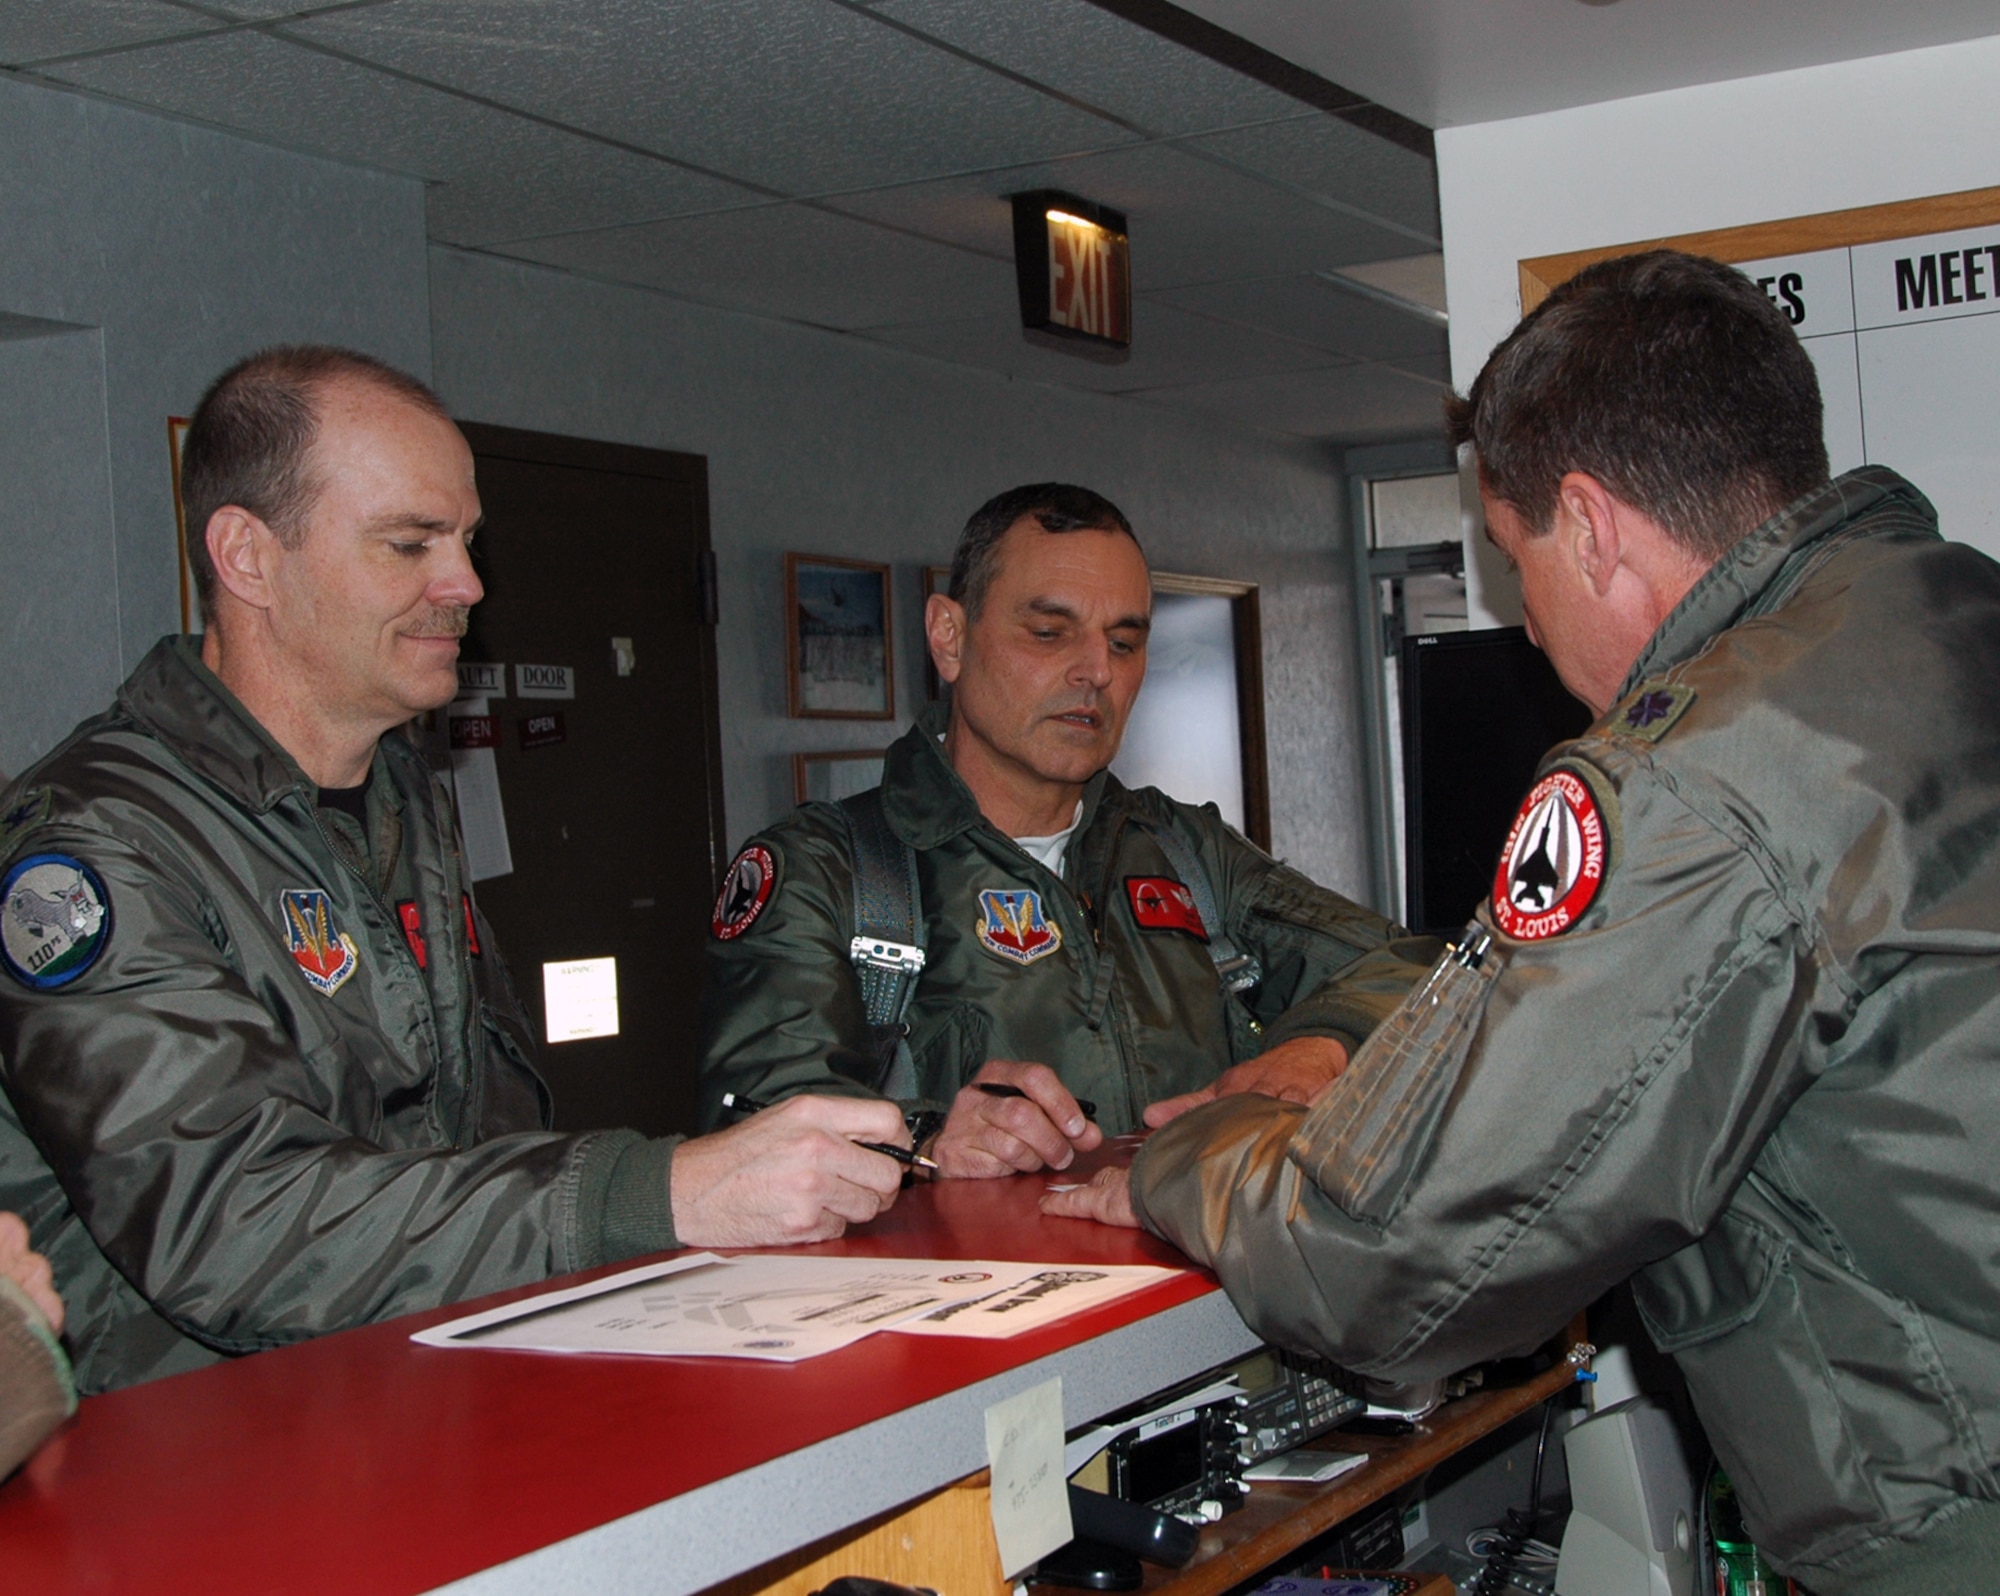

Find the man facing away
[[0, 347, 907, 1393], [698, 484, 1435, 1176], [1048, 251, 2000, 1595]]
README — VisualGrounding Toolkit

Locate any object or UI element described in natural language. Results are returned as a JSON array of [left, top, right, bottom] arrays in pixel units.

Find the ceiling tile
[[868, 0, 1310, 135], [40, 28, 761, 244], [287, 0, 1131, 198], [1187, 115, 1440, 240], [1140, 361, 1449, 442], [0, 0, 206, 64], [494, 202, 1021, 330], [832, 141, 1429, 293], [861, 298, 1346, 392], [1149, 273, 1449, 364]]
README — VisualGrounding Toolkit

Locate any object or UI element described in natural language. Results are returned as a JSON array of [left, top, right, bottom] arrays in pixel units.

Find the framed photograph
[[793, 748, 890, 805], [786, 553, 894, 719], [920, 564, 950, 701], [168, 416, 198, 634]]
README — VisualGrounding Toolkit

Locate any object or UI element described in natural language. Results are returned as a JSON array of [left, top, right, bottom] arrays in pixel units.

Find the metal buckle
[[1216, 952, 1263, 994], [850, 935, 927, 976]]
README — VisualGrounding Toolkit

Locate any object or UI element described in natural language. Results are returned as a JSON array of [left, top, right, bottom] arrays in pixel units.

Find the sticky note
[[985, 1377, 1071, 1579], [543, 957, 619, 1042]]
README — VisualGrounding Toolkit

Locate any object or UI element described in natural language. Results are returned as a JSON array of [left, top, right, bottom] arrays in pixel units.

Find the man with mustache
[[0, 347, 907, 1393], [698, 484, 1434, 1177]]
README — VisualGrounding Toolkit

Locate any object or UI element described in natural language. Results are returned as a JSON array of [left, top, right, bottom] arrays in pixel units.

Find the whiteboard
[[1737, 223, 2000, 559]]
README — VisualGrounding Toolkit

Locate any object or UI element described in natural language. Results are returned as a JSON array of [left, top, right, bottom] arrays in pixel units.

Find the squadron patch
[[281, 888, 360, 997], [1610, 682, 1697, 745], [711, 845, 776, 941], [1491, 768, 1609, 941], [1125, 876, 1208, 941], [977, 888, 1062, 966], [1, 853, 112, 990]]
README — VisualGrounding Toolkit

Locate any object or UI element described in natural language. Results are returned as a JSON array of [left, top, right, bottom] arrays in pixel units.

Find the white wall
[[1434, 32, 2000, 626], [0, 73, 430, 776], [430, 248, 1375, 895]]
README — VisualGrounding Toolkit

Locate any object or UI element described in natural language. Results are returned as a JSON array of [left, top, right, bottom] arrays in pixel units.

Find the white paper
[[892, 1264, 1179, 1341], [415, 1256, 1184, 1362], [447, 696, 513, 882], [986, 1378, 1072, 1579], [543, 956, 619, 1042], [515, 663, 575, 699], [455, 661, 506, 698], [1243, 1448, 1368, 1484]]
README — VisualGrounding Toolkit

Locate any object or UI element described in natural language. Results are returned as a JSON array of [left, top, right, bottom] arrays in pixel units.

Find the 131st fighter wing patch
[[1491, 767, 1611, 941], [711, 845, 776, 940], [2, 853, 112, 990]]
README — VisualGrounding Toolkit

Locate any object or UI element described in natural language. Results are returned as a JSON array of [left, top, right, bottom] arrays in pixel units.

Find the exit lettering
[[1047, 218, 1130, 344]]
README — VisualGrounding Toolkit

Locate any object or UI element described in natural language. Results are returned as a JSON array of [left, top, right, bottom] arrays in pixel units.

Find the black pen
[[975, 1081, 1098, 1120], [719, 1091, 939, 1172]]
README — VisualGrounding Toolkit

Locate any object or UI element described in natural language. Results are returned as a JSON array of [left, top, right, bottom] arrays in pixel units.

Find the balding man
[[0, 347, 906, 1393]]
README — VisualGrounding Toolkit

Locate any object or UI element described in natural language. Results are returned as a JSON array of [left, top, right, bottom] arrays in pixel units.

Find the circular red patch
[[711, 845, 776, 941], [1491, 769, 1607, 940]]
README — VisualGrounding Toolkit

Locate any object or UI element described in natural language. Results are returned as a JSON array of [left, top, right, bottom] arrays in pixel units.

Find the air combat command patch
[[711, 845, 776, 940], [977, 888, 1062, 966], [2, 853, 112, 990], [281, 888, 360, 996], [1491, 767, 1610, 941]]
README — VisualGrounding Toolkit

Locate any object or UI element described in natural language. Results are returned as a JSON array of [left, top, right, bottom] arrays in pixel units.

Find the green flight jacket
[[0, 639, 679, 1393], [697, 703, 1437, 1134], [1131, 469, 2000, 1593]]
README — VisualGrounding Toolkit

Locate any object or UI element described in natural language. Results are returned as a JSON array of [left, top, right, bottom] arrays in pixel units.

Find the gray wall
[[429, 247, 1375, 896], [0, 72, 429, 777]]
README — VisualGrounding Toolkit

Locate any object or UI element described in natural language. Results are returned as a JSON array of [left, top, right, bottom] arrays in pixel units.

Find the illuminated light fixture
[[1011, 190, 1131, 363]]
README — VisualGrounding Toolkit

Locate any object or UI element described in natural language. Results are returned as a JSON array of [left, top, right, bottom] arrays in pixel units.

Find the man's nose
[[1070, 633, 1114, 688], [431, 537, 484, 609]]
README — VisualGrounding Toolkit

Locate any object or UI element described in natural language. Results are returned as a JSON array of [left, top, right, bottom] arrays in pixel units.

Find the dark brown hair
[[948, 483, 1140, 619], [1445, 250, 1829, 559], [180, 346, 449, 622]]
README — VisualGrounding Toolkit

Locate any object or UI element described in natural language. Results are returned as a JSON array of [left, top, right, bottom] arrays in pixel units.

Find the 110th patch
[[1, 853, 112, 990], [977, 888, 1062, 966], [711, 845, 776, 941], [1491, 768, 1610, 941], [280, 888, 360, 997]]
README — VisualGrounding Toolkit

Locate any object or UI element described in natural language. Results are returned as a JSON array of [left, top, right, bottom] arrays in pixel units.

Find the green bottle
[[1707, 1466, 1794, 1596]]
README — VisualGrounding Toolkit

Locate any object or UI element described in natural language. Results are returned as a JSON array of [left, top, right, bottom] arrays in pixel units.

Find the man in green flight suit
[[698, 483, 1436, 1178], [1047, 252, 2000, 1595]]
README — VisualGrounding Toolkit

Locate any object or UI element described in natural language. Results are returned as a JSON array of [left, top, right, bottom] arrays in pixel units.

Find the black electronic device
[[1399, 625, 1591, 936], [1224, 1345, 1366, 1465]]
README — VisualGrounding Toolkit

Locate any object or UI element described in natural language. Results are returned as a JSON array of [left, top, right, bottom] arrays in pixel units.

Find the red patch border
[[1491, 769, 1607, 941], [711, 845, 777, 941]]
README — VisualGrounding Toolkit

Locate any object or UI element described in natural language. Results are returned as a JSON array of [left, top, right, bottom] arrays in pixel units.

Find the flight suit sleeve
[[694, 815, 895, 1130], [0, 823, 652, 1360], [1130, 753, 1825, 1381], [1191, 811, 1440, 1056]]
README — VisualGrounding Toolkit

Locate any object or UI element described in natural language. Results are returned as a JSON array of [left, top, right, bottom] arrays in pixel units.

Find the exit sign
[[1011, 190, 1131, 362]]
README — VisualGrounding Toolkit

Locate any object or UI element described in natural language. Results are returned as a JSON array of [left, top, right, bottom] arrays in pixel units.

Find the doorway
[[455, 422, 725, 1138]]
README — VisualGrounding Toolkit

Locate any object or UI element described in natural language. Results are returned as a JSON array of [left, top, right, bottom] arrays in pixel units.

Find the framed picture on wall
[[793, 748, 889, 805], [919, 564, 950, 701], [168, 416, 198, 633], [786, 553, 894, 720]]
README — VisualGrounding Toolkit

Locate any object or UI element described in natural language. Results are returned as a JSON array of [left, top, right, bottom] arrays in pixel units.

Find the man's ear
[[204, 506, 283, 614], [1555, 472, 1624, 597], [925, 592, 966, 686]]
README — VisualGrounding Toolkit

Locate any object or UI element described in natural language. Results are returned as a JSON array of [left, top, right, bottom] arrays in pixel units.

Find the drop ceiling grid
[[6, 0, 1449, 441]]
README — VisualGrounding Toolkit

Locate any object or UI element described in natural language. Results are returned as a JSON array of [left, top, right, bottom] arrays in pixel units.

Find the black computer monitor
[[1399, 626, 1592, 936]]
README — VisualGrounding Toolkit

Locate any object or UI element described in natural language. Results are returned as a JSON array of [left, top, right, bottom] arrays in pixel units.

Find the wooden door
[[455, 422, 725, 1138]]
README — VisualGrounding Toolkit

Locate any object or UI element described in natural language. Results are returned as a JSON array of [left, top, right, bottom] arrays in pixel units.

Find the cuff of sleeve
[[575, 1132, 682, 1267]]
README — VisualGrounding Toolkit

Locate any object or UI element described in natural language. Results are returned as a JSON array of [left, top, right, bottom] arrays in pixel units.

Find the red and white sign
[[1125, 876, 1207, 940], [1491, 769, 1608, 941]]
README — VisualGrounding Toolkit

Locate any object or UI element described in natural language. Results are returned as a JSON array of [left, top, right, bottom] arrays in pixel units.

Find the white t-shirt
[[1014, 802, 1084, 876]]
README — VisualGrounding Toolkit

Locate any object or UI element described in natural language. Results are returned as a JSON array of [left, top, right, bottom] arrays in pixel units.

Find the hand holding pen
[[927, 1062, 1105, 1180], [722, 1091, 940, 1172]]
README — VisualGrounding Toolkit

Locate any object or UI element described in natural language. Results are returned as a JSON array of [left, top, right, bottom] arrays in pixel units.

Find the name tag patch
[[712, 845, 776, 940], [977, 888, 1062, 966], [2, 853, 112, 990], [1491, 769, 1609, 941], [1125, 876, 1208, 941], [281, 888, 360, 996]]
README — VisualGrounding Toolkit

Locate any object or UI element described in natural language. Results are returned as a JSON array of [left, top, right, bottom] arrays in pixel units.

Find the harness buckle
[[850, 935, 927, 976]]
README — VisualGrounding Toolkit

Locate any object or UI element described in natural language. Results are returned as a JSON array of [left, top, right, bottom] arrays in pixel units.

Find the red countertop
[[0, 1149, 1218, 1596]]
